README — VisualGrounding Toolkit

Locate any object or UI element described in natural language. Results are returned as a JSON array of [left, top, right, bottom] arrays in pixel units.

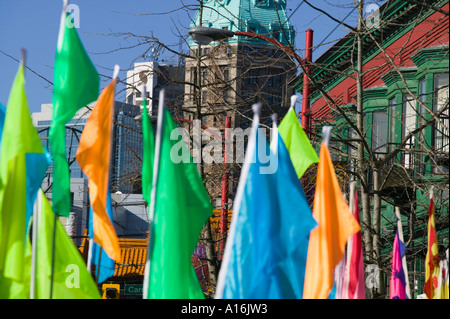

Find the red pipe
[[301, 29, 313, 135], [219, 116, 231, 260]]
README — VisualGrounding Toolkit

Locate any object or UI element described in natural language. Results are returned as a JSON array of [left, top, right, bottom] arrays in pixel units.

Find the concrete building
[[184, 0, 297, 207], [126, 61, 185, 115]]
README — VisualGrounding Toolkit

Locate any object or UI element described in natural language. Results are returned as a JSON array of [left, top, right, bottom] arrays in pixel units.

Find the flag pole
[[395, 206, 411, 298], [30, 190, 42, 299], [48, 0, 70, 300], [143, 89, 166, 299], [216, 103, 262, 299], [20, 48, 38, 300], [49, 211, 58, 299], [342, 180, 357, 299], [95, 248, 103, 284]]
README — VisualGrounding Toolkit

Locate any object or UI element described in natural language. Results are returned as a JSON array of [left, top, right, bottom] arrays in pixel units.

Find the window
[[388, 97, 396, 151], [433, 73, 449, 174], [221, 67, 229, 82], [274, 74, 281, 87], [416, 77, 427, 174], [255, 0, 269, 7], [226, 46, 232, 56], [201, 68, 208, 85], [245, 71, 258, 85], [372, 111, 388, 157], [403, 94, 416, 169]]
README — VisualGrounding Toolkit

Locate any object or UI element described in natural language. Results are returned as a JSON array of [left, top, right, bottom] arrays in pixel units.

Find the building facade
[[126, 61, 185, 115], [295, 0, 449, 298], [185, 0, 298, 207]]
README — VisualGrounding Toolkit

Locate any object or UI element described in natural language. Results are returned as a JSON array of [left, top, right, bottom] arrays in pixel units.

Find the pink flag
[[341, 189, 366, 299], [390, 227, 407, 299]]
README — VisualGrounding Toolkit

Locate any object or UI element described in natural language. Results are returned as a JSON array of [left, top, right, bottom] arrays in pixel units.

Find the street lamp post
[[188, 26, 313, 134], [189, 25, 315, 261]]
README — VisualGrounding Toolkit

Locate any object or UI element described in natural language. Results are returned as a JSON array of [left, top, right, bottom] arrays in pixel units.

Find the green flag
[[278, 107, 319, 178], [0, 64, 47, 298], [35, 189, 100, 299], [146, 108, 212, 299], [49, 9, 99, 217], [142, 98, 155, 205]]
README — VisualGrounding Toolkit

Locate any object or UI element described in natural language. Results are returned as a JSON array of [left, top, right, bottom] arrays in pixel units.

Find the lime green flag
[[278, 107, 319, 178], [142, 98, 155, 205], [35, 189, 100, 299], [146, 108, 212, 299], [49, 9, 99, 217], [0, 64, 46, 299]]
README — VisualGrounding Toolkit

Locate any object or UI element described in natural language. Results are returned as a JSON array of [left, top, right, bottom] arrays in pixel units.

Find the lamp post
[[188, 26, 313, 134], [189, 26, 314, 259]]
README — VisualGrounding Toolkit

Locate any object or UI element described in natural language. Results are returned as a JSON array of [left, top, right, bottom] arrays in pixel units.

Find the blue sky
[[0, 1, 363, 113]]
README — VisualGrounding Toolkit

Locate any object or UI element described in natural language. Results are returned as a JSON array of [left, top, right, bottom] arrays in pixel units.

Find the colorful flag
[[49, 3, 99, 217], [35, 189, 100, 299], [303, 127, 360, 299], [424, 190, 440, 299], [341, 188, 366, 299], [141, 95, 155, 205], [278, 106, 318, 179], [76, 75, 121, 262], [144, 105, 213, 299], [215, 105, 317, 299], [390, 219, 407, 299], [88, 191, 116, 284], [436, 249, 449, 299], [0, 64, 49, 298]]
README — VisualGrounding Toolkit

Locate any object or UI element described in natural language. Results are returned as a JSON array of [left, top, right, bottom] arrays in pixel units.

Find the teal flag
[[49, 8, 99, 217], [216, 108, 317, 299], [145, 108, 212, 299], [0, 103, 6, 159]]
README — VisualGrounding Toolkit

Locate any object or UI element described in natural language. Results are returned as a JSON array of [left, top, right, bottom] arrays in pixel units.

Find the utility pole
[[356, 0, 372, 270]]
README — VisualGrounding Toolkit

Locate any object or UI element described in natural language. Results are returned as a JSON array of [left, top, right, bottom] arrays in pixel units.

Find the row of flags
[[0, 0, 447, 300], [390, 188, 449, 299]]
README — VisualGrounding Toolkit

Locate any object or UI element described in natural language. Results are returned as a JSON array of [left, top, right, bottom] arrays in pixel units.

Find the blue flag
[[88, 191, 116, 283], [0, 103, 6, 153], [216, 106, 317, 299]]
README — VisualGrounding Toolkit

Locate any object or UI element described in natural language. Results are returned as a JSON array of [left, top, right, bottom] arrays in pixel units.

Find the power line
[[314, 6, 357, 53], [0, 48, 53, 86]]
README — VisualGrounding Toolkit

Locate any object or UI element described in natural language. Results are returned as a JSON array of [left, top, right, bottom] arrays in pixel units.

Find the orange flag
[[303, 133, 360, 299], [76, 67, 121, 262], [424, 189, 440, 299]]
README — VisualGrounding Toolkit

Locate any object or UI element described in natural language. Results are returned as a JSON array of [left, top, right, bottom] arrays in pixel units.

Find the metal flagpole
[[30, 190, 42, 299], [49, 212, 58, 299], [142, 89, 165, 299]]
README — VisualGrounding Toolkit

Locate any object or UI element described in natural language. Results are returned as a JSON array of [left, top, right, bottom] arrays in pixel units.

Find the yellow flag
[[424, 192, 440, 299], [76, 77, 121, 262], [303, 142, 360, 299]]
